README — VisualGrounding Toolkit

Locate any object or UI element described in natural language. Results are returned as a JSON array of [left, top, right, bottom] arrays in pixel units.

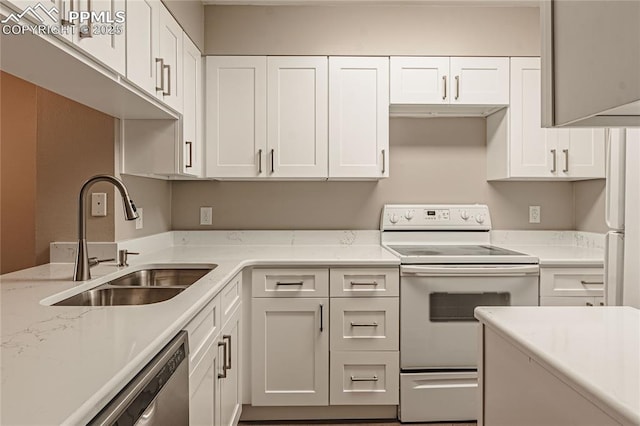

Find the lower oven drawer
[[400, 372, 478, 423]]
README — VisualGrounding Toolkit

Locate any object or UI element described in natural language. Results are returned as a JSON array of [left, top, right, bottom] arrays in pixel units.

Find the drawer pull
[[350, 321, 378, 327], [350, 281, 378, 286], [276, 281, 304, 286], [581, 280, 604, 285], [350, 375, 378, 382]]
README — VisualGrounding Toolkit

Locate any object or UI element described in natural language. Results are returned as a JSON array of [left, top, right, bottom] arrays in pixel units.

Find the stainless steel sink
[[53, 266, 215, 306], [107, 268, 214, 288], [54, 287, 185, 306]]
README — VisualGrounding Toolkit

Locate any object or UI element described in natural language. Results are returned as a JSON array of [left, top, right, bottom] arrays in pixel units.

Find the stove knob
[[404, 209, 415, 220], [475, 214, 485, 224], [389, 213, 399, 224], [460, 210, 470, 220]]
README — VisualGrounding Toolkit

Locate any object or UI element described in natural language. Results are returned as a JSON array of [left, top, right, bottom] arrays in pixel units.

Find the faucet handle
[[118, 250, 140, 267], [88, 257, 116, 267]]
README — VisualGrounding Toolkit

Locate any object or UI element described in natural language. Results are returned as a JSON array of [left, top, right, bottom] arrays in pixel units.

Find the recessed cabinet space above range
[[205, 56, 389, 181], [487, 57, 605, 181], [389, 56, 509, 117]]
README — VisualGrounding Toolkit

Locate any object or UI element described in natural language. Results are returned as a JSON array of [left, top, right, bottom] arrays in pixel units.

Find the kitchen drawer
[[540, 296, 605, 307], [252, 268, 329, 298], [330, 297, 399, 351], [221, 271, 242, 326], [184, 295, 220, 366], [330, 351, 399, 405], [330, 268, 399, 297], [540, 267, 604, 297]]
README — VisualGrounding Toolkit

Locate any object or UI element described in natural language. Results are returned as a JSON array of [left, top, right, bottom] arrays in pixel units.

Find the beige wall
[[172, 118, 576, 230], [163, 0, 205, 51], [1, 72, 37, 274], [115, 175, 173, 240], [35, 86, 116, 265], [574, 179, 607, 233], [204, 5, 540, 55]]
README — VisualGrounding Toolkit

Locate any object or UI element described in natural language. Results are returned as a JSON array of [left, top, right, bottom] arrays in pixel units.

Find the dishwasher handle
[[401, 264, 539, 277]]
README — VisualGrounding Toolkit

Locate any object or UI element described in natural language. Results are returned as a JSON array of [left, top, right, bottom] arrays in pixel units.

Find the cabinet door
[[557, 129, 606, 179], [190, 337, 219, 426], [125, 0, 160, 96], [509, 57, 558, 178], [390, 57, 449, 104], [267, 57, 328, 179], [251, 297, 329, 406], [73, 0, 126, 75], [219, 305, 242, 426], [157, 6, 182, 111], [450, 57, 509, 105], [329, 57, 389, 179], [182, 35, 202, 176], [206, 56, 267, 178]]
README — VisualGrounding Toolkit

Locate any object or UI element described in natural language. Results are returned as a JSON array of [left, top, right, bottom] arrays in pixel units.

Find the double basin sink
[[54, 267, 215, 307]]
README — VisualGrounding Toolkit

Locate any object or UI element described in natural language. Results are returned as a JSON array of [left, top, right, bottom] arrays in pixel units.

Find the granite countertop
[[0, 231, 398, 425], [475, 306, 640, 426]]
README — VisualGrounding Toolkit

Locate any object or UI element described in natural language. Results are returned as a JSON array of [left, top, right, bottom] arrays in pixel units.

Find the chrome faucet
[[74, 175, 139, 281]]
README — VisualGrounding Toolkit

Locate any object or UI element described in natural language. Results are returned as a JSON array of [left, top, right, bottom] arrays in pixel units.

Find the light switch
[[91, 193, 107, 217]]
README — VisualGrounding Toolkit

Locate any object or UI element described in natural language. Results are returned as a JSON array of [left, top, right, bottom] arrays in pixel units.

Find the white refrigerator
[[605, 128, 640, 308]]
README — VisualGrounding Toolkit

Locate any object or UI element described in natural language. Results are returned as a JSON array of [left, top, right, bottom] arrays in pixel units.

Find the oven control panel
[[381, 204, 491, 230]]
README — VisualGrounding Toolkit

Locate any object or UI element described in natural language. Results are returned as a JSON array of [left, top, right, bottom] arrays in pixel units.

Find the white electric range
[[381, 204, 539, 423]]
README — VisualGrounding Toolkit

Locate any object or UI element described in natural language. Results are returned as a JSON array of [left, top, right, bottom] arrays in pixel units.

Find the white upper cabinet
[[72, 0, 126, 75], [390, 57, 449, 104], [449, 57, 509, 105], [182, 35, 202, 176], [157, 6, 183, 112], [205, 56, 267, 178], [329, 57, 389, 179], [125, 0, 160, 96], [487, 57, 605, 181], [390, 56, 509, 114], [267, 57, 328, 179]]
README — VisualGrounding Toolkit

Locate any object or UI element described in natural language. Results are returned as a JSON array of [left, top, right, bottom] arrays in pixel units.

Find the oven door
[[400, 264, 539, 370]]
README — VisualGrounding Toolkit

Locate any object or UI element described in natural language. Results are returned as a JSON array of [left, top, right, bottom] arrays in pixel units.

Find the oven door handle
[[401, 265, 539, 277]]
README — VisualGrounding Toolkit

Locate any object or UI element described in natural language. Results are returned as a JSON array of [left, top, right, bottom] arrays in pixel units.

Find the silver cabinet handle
[[320, 304, 324, 332], [79, 0, 92, 38], [270, 148, 275, 173], [455, 75, 460, 100], [382, 149, 386, 174], [442, 75, 447, 100], [351, 375, 378, 382], [185, 141, 193, 168], [350, 281, 378, 286], [258, 149, 263, 174], [223, 334, 231, 371], [563, 149, 569, 172], [550, 149, 557, 173], [155, 58, 164, 92], [350, 321, 378, 327], [275, 281, 304, 286], [217, 340, 228, 378], [581, 280, 604, 285], [163, 64, 171, 96]]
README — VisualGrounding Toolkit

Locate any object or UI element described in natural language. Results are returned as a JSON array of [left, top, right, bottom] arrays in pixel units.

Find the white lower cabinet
[[186, 273, 242, 426], [330, 351, 399, 405], [251, 297, 329, 406]]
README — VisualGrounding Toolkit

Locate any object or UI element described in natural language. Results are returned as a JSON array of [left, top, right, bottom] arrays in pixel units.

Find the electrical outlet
[[91, 193, 107, 217], [200, 207, 213, 225], [529, 206, 541, 224], [135, 208, 144, 230]]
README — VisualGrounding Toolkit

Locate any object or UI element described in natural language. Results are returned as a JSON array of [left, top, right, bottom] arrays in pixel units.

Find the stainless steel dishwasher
[[89, 331, 189, 426]]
